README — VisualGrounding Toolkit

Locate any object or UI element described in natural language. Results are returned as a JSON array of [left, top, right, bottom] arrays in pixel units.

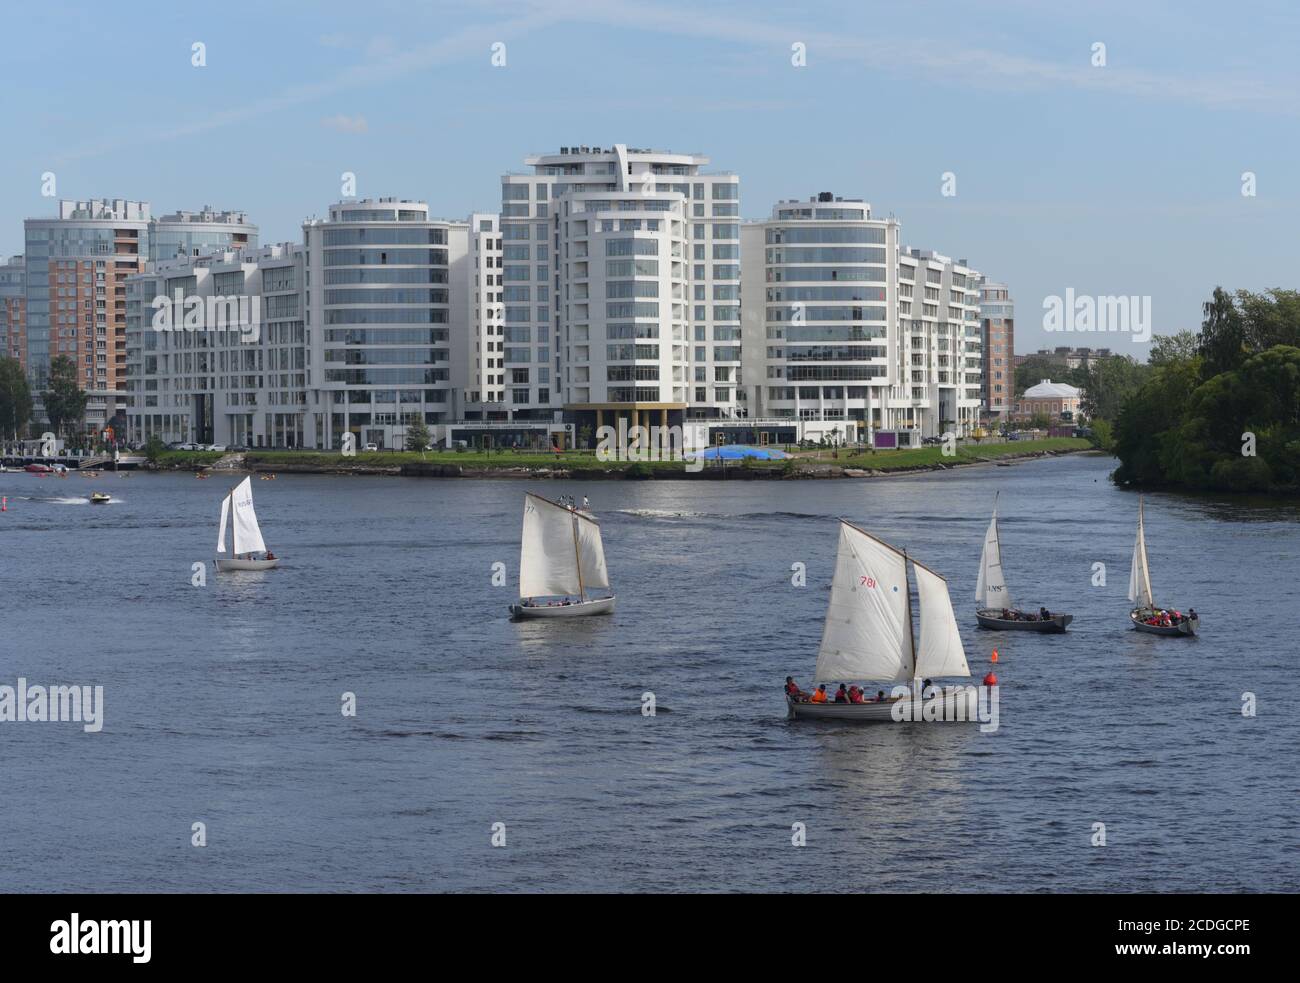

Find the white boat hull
[[215, 557, 280, 572], [510, 596, 615, 618], [787, 689, 981, 723]]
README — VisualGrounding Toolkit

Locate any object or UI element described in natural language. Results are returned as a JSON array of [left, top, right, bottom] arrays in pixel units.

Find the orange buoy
[[990, 649, 999, 663], [983, 671, 998, 686]]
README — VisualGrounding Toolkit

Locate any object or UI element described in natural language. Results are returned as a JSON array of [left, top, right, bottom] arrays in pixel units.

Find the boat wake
[[620, 508, 820, 521]]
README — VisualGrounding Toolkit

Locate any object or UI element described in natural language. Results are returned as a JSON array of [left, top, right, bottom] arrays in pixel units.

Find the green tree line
[[1112, 288, 1300, 492]]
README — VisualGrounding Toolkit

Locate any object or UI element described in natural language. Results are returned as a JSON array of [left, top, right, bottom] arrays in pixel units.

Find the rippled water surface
[[1, 454, 1296, 892]]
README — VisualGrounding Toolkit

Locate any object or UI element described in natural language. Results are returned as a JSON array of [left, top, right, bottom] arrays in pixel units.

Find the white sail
[[974, 507, 1011, 610], [913, 560, 970, 678], [574, 515, 610, 592], [229, 476, 267, 555], [814, 522, 913, 684], [519, 494, 582, 599], [217, 493, 231, 554], [1127, 497, 1154, 608]]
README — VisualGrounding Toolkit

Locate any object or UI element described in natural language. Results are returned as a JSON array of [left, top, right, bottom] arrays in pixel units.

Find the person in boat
[[810, 684, 828, 704], [265, 550, 276, 560], [834, 684, 849, 704], [1039, 606, 1051, 620], [848, 685, 865, 704], [921, 678, 935, 698], [582, 495, 590, 510], [784, 676, 808, 701], [1187, 607, 1197, 622]]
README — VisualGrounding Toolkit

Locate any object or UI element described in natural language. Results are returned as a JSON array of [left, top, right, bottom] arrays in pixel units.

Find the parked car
[[921, 435, 944, 446], [208, 445, 227, 452], [363, 443, 379, 452], [1006, 431, 1020, 441]]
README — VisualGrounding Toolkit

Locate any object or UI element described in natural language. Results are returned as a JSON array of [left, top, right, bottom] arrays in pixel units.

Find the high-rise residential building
[[22, 199, 257, 434], [24, 200, 150, 417], [125, 242, 304, 447], [460, 212, 504, 417], [978, 278, 1014, 420], [0, 255, 25, 369], [741, 194, 983, 444], [500, 144, 740, 440], [150, 207, 257, 263], [303, 198, 468, 450]]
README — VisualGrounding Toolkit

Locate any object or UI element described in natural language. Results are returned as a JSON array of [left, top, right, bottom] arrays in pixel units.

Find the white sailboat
[[509, 492, 614, 618], [215, 476, 280, 572], [787, 520, 979, 722], [974, 494, 1072, 632], [1129, 495, 1198, 636]]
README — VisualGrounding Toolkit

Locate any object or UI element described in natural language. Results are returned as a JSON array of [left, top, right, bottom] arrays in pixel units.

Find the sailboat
[[509, 492, 614, 618], [215, 476, 280, 572], [974, 494, 1073, 632], [787, 520, 979, 722], [1129, 496, 1198, 636]]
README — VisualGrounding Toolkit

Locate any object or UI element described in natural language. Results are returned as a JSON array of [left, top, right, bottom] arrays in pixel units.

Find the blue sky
[[3, 0, 1298, 355]]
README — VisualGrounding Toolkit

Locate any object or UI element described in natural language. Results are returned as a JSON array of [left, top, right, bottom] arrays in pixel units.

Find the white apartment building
[[741, 193, 982, 445], [124, 243, 305, 447], [302, 198, 468, 450], [499, 144, 740, 441], [460, 212, 504, 415]]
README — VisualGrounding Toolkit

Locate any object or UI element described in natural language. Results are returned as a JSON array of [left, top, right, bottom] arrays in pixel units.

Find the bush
[[1209, 455, 1273, 492], [625, 461, 653, 479]]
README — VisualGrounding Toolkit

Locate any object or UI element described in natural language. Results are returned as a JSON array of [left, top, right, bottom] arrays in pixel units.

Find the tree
[[0, 357, 33, 440], [404, 418, 431, 451], [144, 434, 166, 464], [1148, 330, 1200, 367], [43, 355, 87, 439], [1198, 286, 1247, 378], [1080, 355, 1149, 422]]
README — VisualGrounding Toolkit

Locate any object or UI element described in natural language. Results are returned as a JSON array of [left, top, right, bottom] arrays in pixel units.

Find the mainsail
[[1127, 496, 1154, 608], [814, 522, 913, 683], [913, 560, 971, 679], [228, 476, 267, 555], [519, 493, 611, 599], [974, 502, 1010, 610]]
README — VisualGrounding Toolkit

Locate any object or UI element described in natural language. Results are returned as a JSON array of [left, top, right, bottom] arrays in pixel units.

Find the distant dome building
[[1014, 378, 1082, 423]]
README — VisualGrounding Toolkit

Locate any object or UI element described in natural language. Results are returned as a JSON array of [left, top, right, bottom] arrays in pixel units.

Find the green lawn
[[151, 437, 1090, 474], [836, 437, 1091, 471]]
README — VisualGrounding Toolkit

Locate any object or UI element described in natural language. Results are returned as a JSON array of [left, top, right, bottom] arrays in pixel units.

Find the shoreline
[[145, 440, 1097, 480]]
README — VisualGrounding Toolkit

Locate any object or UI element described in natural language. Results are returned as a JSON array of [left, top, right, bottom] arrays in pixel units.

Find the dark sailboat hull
[[976, 609, 1072, 632]]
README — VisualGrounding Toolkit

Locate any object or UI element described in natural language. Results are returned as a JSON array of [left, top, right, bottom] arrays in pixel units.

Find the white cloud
[[322, 114, 369, 134]]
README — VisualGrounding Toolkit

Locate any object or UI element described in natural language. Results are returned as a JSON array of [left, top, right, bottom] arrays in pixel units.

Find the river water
[[1, 453, 1296, 892]]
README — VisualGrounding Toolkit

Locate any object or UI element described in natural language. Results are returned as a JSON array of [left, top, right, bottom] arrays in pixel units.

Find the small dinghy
[[1128, 496, 1197, 636], [786, 520, 983, 724], [215, 476, 280, 572], [509, 492, 614, 618], [90, 492, 111, 504], [974, 494, 1072, 632]]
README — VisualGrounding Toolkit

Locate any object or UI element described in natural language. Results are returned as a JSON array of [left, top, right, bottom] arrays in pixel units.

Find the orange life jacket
[[810, 689, 827, 703]]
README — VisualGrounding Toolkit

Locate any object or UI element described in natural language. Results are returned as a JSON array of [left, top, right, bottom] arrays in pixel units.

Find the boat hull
[[976, 609, 1072, 632], [1131, 609, 1198, 636], [786, 689, 982, 723], [510, 596, 615, 618], [215, 557, 281, 572]]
